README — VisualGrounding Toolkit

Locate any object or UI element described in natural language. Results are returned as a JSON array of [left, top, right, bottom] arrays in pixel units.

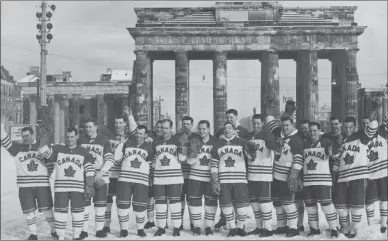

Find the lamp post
[[36, 0, 56, 146]]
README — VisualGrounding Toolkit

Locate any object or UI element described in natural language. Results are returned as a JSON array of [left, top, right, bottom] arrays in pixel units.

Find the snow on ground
[[1, 146, 387, 240]]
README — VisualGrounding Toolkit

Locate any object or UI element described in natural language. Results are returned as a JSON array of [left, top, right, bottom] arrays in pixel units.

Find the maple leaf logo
[[258, 147, 264, 152], [199, 156, 210, 166], [64, 166, 76, 177], [306, 160, 317, 171], [225, 156, 235, 168], [367, 150, 379, 162], [131, 158, 142, 168], [27, 160, 38, 172], [343, 153, 354, 165], [160, 156, 170, 166]]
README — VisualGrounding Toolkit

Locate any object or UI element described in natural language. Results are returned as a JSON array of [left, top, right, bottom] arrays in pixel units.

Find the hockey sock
[[147, 197, 155, 222], [54, 211, 67, 239], [275, 205, 287, 228], [43, 209, 56, 232], [204, 205, 217, 228], [82, 205, 91, 232], [169, 200, 182, 228], [380, 201, 387, 228], [117, 208, 130, 230], [260, 202, 273, 231], [155, 199, 168, 228], [135, 210, 147, 230], [337, 208, 350, 233], [283, 203, 298, 229], [350, 207, 363, 234], [71, 211, 84, 239], [25, 211, 37, 235], [236, 207, 248, 229], [95, 207, 106, 231], [366, 203, 375, 225], [222, 206, 236, 229], [188, 198, 202, 228], [306, 204, 319, 229], [104, 203, 113, 228], [321, 203, 338, 230], [296, 200, 305, 227], [250, 201, 263, 229]]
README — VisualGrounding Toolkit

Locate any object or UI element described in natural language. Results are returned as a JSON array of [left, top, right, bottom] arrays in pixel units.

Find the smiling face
[[224, 123, 235, 138], [252, 118, 264, 133], [66, 130, 78, 147], [330, 119, 342, 134], [198, 123, 210, 139], [281, 119, 294, 136], [115, 118, 126, 133], [84, 121, 97, 137]]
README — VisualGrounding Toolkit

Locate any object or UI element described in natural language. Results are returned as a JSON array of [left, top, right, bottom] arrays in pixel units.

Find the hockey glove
[[94, 178, 105, 189], [85, 176, 95, 200], [287, 168, 301, 193], [211, 173, 221, 196], [186, 158, 198, 166]]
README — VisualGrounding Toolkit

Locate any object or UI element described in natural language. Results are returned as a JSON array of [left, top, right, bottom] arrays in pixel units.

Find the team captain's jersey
[[118, 140, 153, 186], [302, 138, 332, 186], [247, 130, 277, 182], [366, 125, 388, 180], [79, 134, 114, 182], [333, 131, 370, 182], [273, 129, 304, 182], [211, 136, 252, 184], [109, 132, 132, 179], [152, 135, 184, 185], [189, 136, 218, 182], [1, 134, 53, 188], [43, 145, 95, 193]]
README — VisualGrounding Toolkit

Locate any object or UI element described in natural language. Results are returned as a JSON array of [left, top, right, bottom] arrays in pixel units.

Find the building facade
[[1, 66, 23, 125]]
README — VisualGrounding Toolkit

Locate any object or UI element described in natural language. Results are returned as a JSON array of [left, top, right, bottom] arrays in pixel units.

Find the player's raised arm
[[210, 143, 221, 195], [1, 122, 18, 156], [100, 137, 115, 174]]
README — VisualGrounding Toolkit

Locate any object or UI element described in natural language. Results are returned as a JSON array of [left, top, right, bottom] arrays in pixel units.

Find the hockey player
[[152, 119, 184, 237], [186, 120, 219, 236], [211, 121, 254, 237], [364, 110, 388, 233], [332, 116, 372, 238], [298, 122, 338, 238], [39, 127, 95, 240], [174, 116, 197, 230], [246, 114, 277, 237], [272, 116, 304, 237], [78, 118, 114, 239], [103, 111, 137, 233], [0, 124, 57, 240], [299, 120, 310, 141], [280, 100, 297, 124], [113, 125, 153, 237]]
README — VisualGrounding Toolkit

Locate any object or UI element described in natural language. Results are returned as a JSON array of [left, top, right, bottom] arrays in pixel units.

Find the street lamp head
[[36, 12, 42, 18], [47, 23, 53, 30], [50, 5, 56, 11], [36, 23, 42, 30], [47, 33, 53, 40], [46, 11, 52, 18], [36, 34, 42, 40]]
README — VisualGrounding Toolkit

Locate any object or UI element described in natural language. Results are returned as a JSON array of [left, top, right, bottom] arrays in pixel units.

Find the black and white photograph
[[1, 1, 387, 240]]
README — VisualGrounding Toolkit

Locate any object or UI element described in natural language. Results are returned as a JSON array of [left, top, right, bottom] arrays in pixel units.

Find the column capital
[[134, 50, 148, 56], [174, 49, 188, 55]]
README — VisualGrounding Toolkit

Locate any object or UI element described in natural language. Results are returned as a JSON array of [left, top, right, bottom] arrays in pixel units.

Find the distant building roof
[[17, 75, 39, 83], [101, 69, 132, 82]]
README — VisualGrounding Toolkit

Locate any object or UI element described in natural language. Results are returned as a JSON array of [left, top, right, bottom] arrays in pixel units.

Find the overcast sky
[[1, 1, 387, 126]]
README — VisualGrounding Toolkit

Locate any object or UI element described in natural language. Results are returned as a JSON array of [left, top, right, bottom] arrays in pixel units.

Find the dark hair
[[21, 126, 34, 135], [301, 120, 310, 125], [224, 121, 236, 129], [281, 116, 294, 124], [84, 118, 97, 125], [362, 117, 370, 120], [115, 113, 128, 123], [161, 119, 173, 128], [198, 120, 210, 128], [343, 116, 356, 126], [181, 116, 194, 124], [155, 120, 162, 126], [226, 109, 238, 116], [308, 121, 321, 129], [137, 124, 148, 133], [66, 127, 78, 136], [329, 116, 341, 122], [252, 114, 265, 123]]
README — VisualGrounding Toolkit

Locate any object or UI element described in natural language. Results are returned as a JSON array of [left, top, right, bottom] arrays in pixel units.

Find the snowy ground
[[1, 147, 387, 240]]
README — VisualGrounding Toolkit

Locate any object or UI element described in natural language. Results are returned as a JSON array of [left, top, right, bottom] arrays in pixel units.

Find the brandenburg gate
[[128, 2, 366, 133]]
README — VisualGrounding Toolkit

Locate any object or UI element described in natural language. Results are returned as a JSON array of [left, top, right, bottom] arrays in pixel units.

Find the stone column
[[261, 51, 280, 119], [330, 51, 346, 120], [295, 50, 319, 125], [54, 95, 60, 144], [29, 95, 37, 134], [129, 60, 137, 116], [59, 96, 66, 144], [175, 50, 189, 132], [213, 51, 228, 134], [70, 94, 80, 130], [134, 50, 152, 129], [47, 94, 56, 142], [345, 49, 359, 118], [96, 95, 106, 125]]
